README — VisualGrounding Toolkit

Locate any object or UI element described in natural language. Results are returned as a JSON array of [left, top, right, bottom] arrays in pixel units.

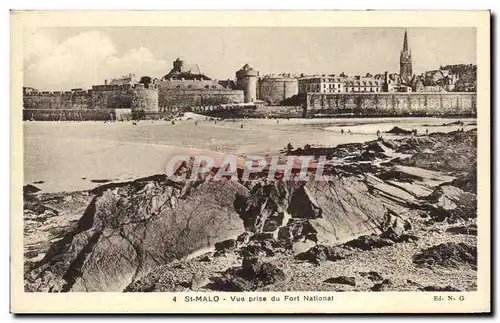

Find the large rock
[[412, 242, 477, 269], [237, 176, 389, 245], [343, 234, 394, 251], [425, 185, 477, 221], [26, 176, 248, 292], [296, 244, 352, 265]]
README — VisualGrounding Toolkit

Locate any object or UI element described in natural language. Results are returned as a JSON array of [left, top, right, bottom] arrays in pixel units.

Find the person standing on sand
[[348, 129, 352, 135], [426, 128, 429, 136], [376, 130, 381, 138], [341, 129, 344, 135]]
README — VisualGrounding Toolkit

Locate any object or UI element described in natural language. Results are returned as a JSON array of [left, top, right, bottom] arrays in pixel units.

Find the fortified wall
[[305, 92, 477, 117], [23, 82, 159, 120], [158, 87, 244, 110], [259, 76, 299, 105]]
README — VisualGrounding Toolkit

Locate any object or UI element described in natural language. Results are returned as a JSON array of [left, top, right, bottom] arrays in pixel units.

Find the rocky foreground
[[24, 129, 477, 292]]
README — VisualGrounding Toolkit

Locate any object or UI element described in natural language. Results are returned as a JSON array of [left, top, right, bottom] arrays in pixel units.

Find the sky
[[23, 27, 477, 91]]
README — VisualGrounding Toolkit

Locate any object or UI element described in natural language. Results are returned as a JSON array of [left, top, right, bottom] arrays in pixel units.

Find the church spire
[[399, 28, 413, 84], [402, 29, 409, 52]]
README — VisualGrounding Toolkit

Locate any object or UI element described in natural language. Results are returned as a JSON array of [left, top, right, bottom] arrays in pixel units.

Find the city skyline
[[24, 27, 477, 91]]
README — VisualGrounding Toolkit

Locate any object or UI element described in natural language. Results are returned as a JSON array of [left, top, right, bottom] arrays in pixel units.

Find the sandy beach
[[24, 117, 475, 193]]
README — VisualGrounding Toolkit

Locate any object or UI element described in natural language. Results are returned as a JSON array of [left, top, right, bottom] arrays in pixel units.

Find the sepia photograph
[[10, 10, 491, 313]]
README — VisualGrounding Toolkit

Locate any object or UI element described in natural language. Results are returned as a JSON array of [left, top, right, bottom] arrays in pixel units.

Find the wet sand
[[24, 117, 475, 193]]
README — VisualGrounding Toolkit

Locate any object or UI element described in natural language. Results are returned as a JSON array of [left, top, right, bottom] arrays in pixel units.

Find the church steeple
[[400, 29, 413, 84], [402, 29, 409, 52]]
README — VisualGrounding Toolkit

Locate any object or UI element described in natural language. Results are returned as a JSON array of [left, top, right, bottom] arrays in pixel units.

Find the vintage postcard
[[11, 10, 490, 313]]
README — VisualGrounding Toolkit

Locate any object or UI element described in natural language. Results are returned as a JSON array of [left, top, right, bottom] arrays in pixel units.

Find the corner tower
[[400, 29, 413, 84], [236, 63, 259, 103]]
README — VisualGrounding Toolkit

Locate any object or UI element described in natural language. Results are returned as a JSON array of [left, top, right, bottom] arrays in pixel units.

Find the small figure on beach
[[171, 120, 175, 125], [376, 130, 381, 137], [132, 121, 137, 126], [426, 128, 429, 136], [195, 121, 198, 126], [286, 142, 294, 152], [240, 124, 244, 129], [341, 129, 344, 135], [414, 129, 418, 136], [348, 129, 352, 135], [277, 120, 280, 124]]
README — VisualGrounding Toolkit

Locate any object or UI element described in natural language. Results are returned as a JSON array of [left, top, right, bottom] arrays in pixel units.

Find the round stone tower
[[236, 63, 259, 103]]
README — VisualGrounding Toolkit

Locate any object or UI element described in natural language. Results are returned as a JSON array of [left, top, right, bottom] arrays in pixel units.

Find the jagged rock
[[287, 185, 323, 219], [428, 186, 476, 213], [343, 234, 394, 251], [24, 184, 41, 195], [365, 141, 388, 153], [277, 219, 315, 245], [450, 169, 477, 194], [250, 232, 276, 242], [258, 262, 286, 285], [381, 209, 412, 236], [359, 271, 384, 282], [324, 276, 356, 287], [237, 176, 389, 245], [208, 259, 285, 291], [240, 244, 267, 258], [214, 239, 237, 252], [419, 285, 462, 292], [380, 227, 400, 242], [240, 235, 285, 257], [426, 185, 477, 221], [371, 279, 394, 291], [385, 126, 413, 135], [198, 255, 212, 263], [347, 150, 388, 162], [234, 181, 292, 233], [296, 244, 351, 265], [26, 177, 248, 292], [241, 257, 262, 280], [445, 224, 477, 236], [292, 240, 317, 255], [262, 212, 286, 232], [412, 242, 477, 269], [207, 276, 256, 292], [236, 231, 253, 245]]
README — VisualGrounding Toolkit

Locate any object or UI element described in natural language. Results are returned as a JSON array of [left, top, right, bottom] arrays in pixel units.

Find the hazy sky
[[23, 27, 476, 91]]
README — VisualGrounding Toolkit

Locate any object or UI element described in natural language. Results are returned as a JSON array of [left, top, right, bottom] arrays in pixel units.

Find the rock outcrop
[[412, 242, 477, 269], [24, 129, 478, 293], [26, 176, 247, 292]]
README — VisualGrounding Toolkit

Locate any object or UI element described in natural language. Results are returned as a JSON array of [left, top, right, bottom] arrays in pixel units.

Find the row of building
[[23, 29, 477, 120]]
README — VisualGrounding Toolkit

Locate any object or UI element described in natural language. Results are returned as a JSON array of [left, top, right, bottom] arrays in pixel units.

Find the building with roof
[[157, 58, 244, 110], [236, 63, 259, 103], [298, 75, 382, 95]]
